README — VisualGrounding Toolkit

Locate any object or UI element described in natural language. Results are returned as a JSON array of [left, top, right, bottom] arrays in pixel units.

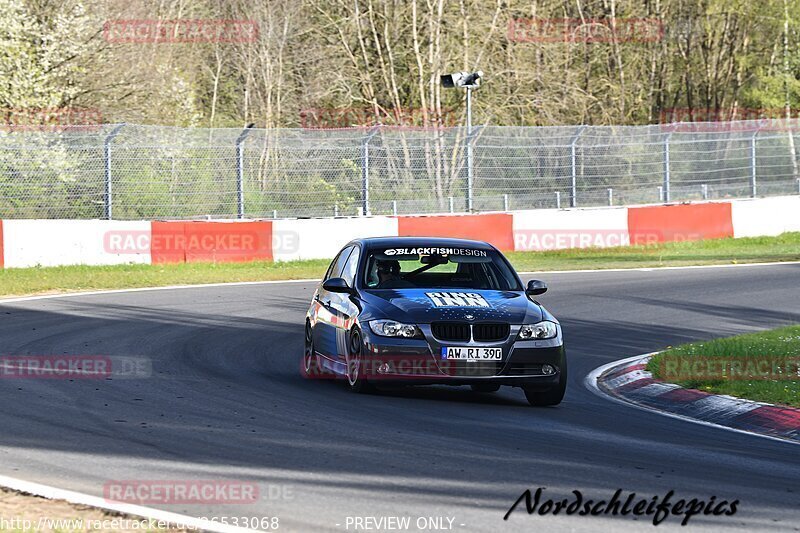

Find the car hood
[[360, 288, 543, 324]]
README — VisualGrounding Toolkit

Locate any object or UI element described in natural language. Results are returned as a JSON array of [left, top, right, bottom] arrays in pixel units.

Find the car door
[[313, 246, 353, 359], [329, 245, 361, 363]]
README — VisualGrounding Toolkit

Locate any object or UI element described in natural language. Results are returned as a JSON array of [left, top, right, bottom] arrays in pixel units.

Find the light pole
[[442, 71, 483, 212]]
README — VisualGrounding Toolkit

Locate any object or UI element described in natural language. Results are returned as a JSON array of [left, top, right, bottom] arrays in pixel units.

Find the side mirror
[[322, 277, 353, 294], [525, 279, 547, 296]]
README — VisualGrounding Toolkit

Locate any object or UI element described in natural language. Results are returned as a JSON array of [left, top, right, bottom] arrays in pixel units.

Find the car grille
[[431, 322, 470, 342], [431, 322, 510, 343], [473, 323, 510, 342]]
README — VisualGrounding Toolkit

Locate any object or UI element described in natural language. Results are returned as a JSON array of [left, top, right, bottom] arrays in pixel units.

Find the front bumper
[[361, 323, 565, 388]]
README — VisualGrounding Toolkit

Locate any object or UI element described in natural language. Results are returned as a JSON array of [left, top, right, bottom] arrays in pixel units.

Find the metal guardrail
[[0, 121, 799, 220]]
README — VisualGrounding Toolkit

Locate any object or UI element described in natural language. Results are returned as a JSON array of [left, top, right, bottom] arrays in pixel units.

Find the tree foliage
[[1, 0, 800, 127]]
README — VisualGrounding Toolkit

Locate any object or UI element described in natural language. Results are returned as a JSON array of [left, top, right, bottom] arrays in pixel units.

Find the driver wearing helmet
[[376, 259, 413, 288]]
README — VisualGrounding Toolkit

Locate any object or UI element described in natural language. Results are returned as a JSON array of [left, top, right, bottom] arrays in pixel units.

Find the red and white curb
[[586, 354, 800, 445]]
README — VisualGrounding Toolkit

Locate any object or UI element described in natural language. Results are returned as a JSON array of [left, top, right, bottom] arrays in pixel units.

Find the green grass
[[0, 259, 330, 297], [647, 325, 800, 407], [506, 232, 800, 271], [0, 232, 799, 298]]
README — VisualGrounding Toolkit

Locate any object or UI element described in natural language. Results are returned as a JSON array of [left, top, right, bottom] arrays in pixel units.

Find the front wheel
[[524, 364, 567, 407], [302, 321, 319, 378], [346, 328, 374, 393]]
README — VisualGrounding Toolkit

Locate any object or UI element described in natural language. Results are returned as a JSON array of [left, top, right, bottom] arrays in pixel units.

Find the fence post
[[235, 123, 256, 219], [466, 87, 473, 212], [361, 126, 380, 216], [663, 128, 674, 203], [503, 194, 509, 211], [750, 126, 762, 198], [701, 183, 708, 200], [103, 123, 126, 220], [569, 125, 586, 207], [555, 191, 561, 209], [607, 188, 613, 206], [464, 124, 484, 212]]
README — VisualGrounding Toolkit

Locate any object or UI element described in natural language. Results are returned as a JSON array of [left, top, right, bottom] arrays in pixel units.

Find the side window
[[365, 256, 378, 287], [341, 246, 360, 287], [330, 246, 353, 280], [323, 252, 341, 281]]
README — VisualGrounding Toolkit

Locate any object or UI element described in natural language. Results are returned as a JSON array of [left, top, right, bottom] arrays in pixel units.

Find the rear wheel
[[524, 364, 567, 407], [346, 328, 374, 393], [471, 383, 500, 393]]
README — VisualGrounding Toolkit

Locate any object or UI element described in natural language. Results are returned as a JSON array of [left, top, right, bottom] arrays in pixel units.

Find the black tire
[[470, 383, 501, 393], [302, 321, 319, 379], [524, 364, 567, 407], [346, 328, 374, 393]]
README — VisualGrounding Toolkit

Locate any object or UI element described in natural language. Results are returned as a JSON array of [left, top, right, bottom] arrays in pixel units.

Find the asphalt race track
[[0, 264, 799, 532]]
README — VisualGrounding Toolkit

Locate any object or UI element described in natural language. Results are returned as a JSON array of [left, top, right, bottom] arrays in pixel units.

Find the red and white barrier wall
[[0, 196, 798, 268], [272, 217, 398, 261], [731, 196, 800, 237], [2, 220, 151, 268]]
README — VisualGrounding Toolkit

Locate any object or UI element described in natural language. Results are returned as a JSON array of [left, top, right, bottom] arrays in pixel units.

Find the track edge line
[[0, 474, 258, 533]]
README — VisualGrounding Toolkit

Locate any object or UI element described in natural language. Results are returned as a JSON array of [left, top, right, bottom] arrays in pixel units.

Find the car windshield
[[363, 246, 521, 290]]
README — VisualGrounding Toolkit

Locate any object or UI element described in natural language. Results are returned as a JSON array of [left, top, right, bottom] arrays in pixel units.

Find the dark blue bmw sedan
[[304, 237, 566, 406]]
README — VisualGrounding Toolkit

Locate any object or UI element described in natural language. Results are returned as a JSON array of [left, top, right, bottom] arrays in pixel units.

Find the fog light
[[541, 364, 556, 376]]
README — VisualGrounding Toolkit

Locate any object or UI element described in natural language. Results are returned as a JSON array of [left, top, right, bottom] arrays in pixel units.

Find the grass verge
[[506, 231, 800, 271], [647, 325, 800, 408], [0, 232, 799, 298], [0, 486, 187, 532], [0, 259, 330, 298]]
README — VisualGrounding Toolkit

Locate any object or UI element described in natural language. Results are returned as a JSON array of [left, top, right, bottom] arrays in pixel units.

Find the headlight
[[369, 320, 423, 339], [517, 321, 557, 340]]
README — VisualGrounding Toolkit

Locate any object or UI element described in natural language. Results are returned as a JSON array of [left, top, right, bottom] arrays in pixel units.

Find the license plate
[[441, 347, 502, 361]]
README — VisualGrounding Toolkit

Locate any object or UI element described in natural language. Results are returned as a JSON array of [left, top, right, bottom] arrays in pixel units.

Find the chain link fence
[[1, 121, 799, 220]]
